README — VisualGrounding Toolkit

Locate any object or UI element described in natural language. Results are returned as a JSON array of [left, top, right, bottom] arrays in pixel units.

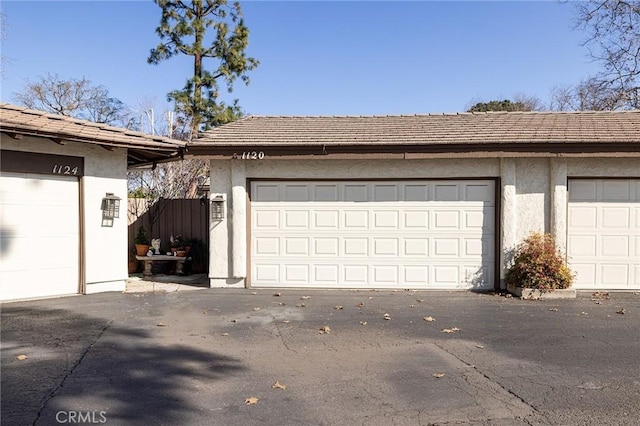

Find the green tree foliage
[[571, 0, 640, 109], [12, 73, 135, 127], [148, 0, 259, 138], [467, 98, 538, 112]]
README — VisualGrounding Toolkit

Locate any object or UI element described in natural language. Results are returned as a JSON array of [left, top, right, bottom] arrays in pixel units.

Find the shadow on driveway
[[1, 305, 244, 426]]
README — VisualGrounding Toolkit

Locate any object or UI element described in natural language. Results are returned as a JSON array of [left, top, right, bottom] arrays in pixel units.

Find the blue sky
[[1, 1, 599, 117]]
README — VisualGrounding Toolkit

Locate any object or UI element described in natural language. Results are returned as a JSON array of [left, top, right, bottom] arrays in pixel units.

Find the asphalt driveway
[[2, 288, 639, 425]]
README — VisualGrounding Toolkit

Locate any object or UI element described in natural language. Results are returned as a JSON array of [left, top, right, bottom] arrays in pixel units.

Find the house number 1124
[[233, 151, 265, 160], [52, 164, 80, 175]]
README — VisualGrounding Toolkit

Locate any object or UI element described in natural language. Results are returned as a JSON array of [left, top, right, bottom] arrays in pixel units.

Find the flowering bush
[[505, 232, 574, 290]]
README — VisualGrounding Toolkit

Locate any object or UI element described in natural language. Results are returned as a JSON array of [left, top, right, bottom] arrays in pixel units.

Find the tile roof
[[192, 111, 640, 147], [0, 103, 185, 166]]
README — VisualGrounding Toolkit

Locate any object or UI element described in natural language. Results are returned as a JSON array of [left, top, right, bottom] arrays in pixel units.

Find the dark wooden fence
[[128, 198, 210, 273]]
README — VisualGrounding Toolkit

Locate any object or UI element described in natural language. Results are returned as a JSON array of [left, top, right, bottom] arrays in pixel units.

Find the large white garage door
[[568, 179, 640, 290], [0, 172, 80, 301], [250, 180, 495, 289]]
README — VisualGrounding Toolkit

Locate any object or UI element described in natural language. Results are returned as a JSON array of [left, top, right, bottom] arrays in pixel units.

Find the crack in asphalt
[[32, 320, 113, 426], [270, 315, 298, 354], [431, 341, 545, 425]]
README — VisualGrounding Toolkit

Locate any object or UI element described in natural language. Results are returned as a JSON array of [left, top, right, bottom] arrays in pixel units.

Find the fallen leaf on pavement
[[432, 373, 445, 378], [617, 308, 626, 314], [272, 381, 288, 390], [16, 354, 27, 360], [245, 397, 258, 405], [319, 325, 331, 334], [441, 327, 460, 333], [423, 316, 436, 322]]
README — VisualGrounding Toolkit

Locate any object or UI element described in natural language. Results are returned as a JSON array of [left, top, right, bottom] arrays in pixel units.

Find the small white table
[[136, 255, 188, 278]]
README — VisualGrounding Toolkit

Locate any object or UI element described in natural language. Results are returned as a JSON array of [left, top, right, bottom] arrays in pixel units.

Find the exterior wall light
[[211, 194, 226, 221], [102, 193, 121, 219]]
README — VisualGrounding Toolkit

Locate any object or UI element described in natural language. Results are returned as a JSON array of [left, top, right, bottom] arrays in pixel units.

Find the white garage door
[[0, 172, 80, 301], [568, 179, 640, 290], [250, 180, 495, 289]]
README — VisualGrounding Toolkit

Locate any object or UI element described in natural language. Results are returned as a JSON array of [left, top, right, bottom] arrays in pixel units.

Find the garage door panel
[[373, 211, 399, 229], [601, 264, 629, 286], [251, 180, 495, 289], [464, 183, 493, 202], [404, 266, 429, 284], [602, 181, 631, 201], [343, 238, 369, 256], [254, 210, 280, 228], [404, 211, 429, 229], [403, 238, 429, 256], [601, 235, 629, 257], [569, 206, 597, 228], [568, 235, 597, 257], [404, 184, 430, 201], [314, 238, 339, 256], [434, 211, 460, 229], [434, 184, 460, 201], [314, 210, 339, 228], [1, 173, 78, 301], [568, 179, 640, 289], [344, 184, 368, 202], [284, 184, 309, 201], [602, 208, 630, 228], [573, 263, 597, 287], [344, 210, 369, 228], [374, 184, 399, 202]]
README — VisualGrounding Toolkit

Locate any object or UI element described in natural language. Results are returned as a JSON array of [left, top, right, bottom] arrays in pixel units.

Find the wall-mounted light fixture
[[101, 193, 121, 219], [210, 194, 226, 221]]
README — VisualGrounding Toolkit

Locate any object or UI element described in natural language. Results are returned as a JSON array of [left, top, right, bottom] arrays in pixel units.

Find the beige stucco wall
[[208, 155, 640, 290], [2, 135, 128, 294]]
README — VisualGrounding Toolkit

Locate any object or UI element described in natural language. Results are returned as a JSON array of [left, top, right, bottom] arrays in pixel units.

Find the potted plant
[[134, 226, 151, 256], [128, 247, 139, 273], [505, 232, 575, 299], [170, 235, 184, 254]]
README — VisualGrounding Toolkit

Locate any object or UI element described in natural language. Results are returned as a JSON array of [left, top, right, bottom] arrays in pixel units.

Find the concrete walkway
[[125, 273, 209, 293]]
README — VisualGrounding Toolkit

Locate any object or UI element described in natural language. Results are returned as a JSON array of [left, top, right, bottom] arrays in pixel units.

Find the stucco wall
[[208, 156, 640, 290], [1, 135, 128, 293]]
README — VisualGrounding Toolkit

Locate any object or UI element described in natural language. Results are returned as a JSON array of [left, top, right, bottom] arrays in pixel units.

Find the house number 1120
[[233, 151, 265, 160]]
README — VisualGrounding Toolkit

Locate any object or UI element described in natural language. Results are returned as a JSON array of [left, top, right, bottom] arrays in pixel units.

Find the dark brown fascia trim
[[186, 142, 640, 158], [3, 132, 24, 140]]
